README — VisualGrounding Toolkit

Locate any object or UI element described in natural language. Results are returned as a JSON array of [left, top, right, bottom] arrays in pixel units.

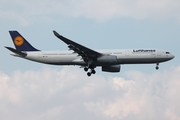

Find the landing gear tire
[[156, 66, 159, 70], [84, 65, 96, 76], [84, 67, 88, 72], [91, 69, 96, 74], [87, 72, 91, 76]]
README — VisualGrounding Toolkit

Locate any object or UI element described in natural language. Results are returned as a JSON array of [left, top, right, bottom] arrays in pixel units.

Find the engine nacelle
[[97, 55, 117, 64], [102, 65, 121, 72]]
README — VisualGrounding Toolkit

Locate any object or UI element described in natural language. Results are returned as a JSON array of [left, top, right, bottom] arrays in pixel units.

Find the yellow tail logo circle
[[14, 36, 24, 46]]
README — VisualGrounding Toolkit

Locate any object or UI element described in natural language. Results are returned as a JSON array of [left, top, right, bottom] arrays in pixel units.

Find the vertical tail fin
[[9, 31, 39, 51]]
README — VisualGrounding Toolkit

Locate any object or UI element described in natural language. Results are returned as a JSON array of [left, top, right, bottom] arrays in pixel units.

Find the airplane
[[5, 31, 174, 76]]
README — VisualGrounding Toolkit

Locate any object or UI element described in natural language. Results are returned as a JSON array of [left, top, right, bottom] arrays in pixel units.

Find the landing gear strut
[[156, 63, 159, 70]]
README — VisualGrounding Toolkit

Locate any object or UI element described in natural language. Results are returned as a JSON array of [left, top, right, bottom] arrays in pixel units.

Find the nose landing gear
[[156, 63, 159, 70]]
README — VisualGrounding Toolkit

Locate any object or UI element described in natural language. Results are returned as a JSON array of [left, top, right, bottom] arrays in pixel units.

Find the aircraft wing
[[53, 31, 102, 62]]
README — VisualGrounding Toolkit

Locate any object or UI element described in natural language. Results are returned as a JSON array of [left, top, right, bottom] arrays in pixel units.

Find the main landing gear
[[156, 63, 159, 70], [84, 67, 96, 77]]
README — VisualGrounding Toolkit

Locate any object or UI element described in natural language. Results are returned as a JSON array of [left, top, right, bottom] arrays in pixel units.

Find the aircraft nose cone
[[171, 54, 175, 59]]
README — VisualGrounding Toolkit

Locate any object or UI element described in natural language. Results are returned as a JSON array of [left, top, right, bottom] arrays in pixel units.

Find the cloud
[[0, 66, 180, 120], [1, 0, 180, 25]]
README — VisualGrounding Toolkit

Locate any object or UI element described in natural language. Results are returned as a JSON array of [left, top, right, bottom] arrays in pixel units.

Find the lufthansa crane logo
[[14, 36, 24, 46]]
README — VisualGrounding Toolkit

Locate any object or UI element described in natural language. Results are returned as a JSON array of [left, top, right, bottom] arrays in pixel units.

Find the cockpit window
[[166, 52, 170, 54]]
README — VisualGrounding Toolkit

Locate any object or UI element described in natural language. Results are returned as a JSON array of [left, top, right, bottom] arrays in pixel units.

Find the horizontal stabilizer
[[5, 46, 27, 57]]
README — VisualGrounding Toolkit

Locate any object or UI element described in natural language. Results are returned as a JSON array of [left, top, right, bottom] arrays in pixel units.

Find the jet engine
[[102, 65, 120, 72]]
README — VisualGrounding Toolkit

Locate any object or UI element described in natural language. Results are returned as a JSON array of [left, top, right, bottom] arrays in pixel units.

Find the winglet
[[53, 30, 64, 40], [53, 30, 60, 37], [53, 30, 72, 45]]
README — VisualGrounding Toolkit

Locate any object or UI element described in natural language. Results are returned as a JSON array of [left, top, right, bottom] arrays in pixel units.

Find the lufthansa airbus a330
[[5, 31, 174, 76]]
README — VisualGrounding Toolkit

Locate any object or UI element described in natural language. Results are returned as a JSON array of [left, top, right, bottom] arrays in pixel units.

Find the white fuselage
[[12, 49, 174, 67]]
